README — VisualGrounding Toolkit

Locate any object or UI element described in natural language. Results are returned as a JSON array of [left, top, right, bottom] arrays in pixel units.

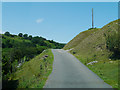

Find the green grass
[[75, 55, 118, 88], [63, 28, 100, 50], [9, 49, 54, 88], [63, 19, 119, 88]]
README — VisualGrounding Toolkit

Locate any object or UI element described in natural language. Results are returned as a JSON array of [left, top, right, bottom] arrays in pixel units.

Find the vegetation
[[63, 19, 119, 88], [3, 49, 54, 88], [2, 32, 65, 88], [105, 30, 120, 59]]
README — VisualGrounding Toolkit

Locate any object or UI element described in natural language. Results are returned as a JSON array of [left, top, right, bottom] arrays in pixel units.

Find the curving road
[[44, 49, 113, 88]]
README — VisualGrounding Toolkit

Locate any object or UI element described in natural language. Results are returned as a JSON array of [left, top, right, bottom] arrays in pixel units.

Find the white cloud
[[36, 18, 44, 23]]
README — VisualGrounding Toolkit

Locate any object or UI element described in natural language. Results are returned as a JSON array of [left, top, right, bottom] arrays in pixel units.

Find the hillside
[[63, 19, 119, 88], [2, 32, 65, 88], [3, 49, 54, 88]]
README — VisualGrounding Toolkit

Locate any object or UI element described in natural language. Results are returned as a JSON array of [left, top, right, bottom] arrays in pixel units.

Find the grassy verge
[[9, 49, 54, 88], [74, 54, 118, 88]]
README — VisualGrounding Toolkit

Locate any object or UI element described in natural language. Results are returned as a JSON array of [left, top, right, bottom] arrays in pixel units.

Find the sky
[[2, 0, 120, 2], [2, 2, 118, 43]]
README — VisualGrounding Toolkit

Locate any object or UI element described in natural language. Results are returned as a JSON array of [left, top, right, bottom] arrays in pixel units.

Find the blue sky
[[2, 2, 118, 43]]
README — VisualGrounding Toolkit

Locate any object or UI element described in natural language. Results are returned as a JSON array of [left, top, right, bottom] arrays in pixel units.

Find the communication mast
[[92, 8, 94, 29]]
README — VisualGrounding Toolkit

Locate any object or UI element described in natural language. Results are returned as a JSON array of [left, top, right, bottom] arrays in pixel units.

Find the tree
[[18, 33, 23, 37], [4, 31, 10, 36], [23, 34, 28, 39], [105, 31, 120, 58], [31, 36, 40, 44], [5, 39, 13, 48], [2, 43, 5, 48], [28, 35, 32, 40]]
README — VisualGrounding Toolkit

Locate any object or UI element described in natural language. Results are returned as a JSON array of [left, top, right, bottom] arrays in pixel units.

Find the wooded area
[[2, 31, 65, 84]]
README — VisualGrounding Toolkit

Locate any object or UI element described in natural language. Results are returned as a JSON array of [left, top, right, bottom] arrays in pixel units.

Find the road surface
[[44, 49, 112, 88]]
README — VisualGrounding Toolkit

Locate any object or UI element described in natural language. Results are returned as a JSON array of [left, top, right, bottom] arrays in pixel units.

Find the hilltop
[[63, 19, 119, 88], [64, 19, 118, 59]]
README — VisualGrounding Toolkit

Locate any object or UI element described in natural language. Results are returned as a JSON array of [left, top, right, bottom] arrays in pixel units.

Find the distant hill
[[63, 19, 119, 88]]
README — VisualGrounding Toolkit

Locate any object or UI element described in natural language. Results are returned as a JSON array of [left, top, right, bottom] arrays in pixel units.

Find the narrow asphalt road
[[44, 49, 112, 88]]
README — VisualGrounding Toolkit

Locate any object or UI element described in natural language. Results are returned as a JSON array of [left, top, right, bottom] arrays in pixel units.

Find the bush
[[4, 31, 10, 36], [105, 31, 120, 58], [18, 33, 23, 37], [23, 34, 28, 39], [28, 35, 32, 40]]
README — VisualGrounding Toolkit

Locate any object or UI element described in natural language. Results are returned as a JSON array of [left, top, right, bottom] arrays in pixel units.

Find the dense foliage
[[105, 31, 120, 59], [2, 32, 65, 82]]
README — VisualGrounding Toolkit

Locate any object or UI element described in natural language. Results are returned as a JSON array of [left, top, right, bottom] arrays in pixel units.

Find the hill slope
[[3, 49, 54, 88], [2, 32, 65, 88], [63, 19, 119, 88]]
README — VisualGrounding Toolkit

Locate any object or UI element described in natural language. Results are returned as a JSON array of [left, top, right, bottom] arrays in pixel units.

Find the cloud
[[36, 18, 44, 23]]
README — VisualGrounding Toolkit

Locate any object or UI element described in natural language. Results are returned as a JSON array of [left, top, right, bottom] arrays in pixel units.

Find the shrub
[[105, 31, 120, 58], [18, 33, 23, 37], [23, 34, 28, 39], [4, 31, 10, 36]]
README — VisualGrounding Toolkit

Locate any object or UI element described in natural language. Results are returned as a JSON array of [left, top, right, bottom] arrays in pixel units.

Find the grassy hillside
[[63, 19, 119, 88], [3, 49, 54, 88], [63, 28, 100, 50]]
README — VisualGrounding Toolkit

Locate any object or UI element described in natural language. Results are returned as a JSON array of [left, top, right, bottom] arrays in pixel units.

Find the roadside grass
[[9, 49, 54, 88], [75, 55, 118, 88]]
